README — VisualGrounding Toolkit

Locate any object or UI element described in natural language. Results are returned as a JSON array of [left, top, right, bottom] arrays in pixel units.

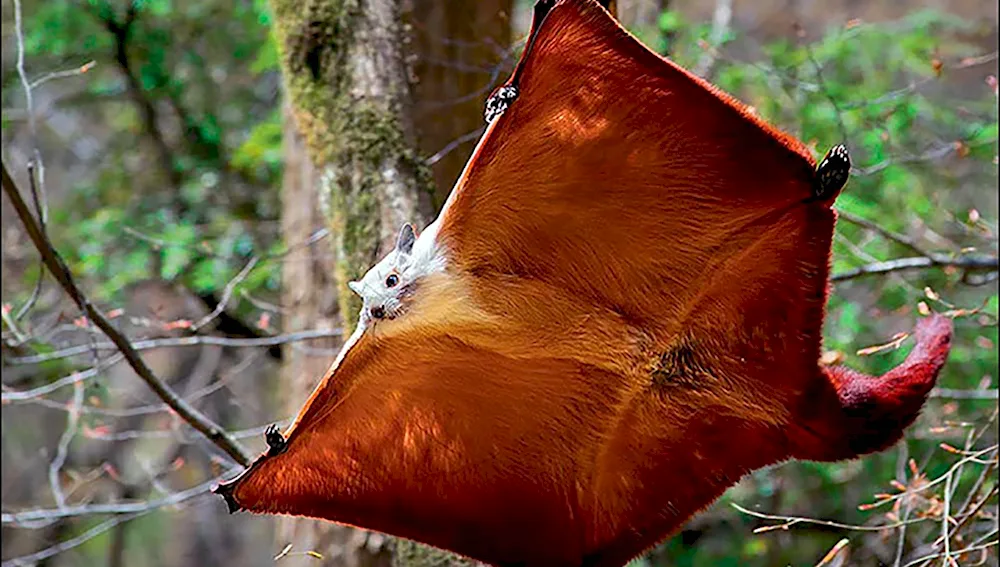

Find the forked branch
[[1, 161, 251, 467]]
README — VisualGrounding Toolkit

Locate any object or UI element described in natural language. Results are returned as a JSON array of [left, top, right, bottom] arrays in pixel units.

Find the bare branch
[[2, 471, 231, 526], [426, 128, 485, 166], [75, 417, 293, 443], [1, 512, 145, 567], [4, 328, 343, 367], [1, 304, 30, 344], [47, 380, 84, 510], [693, 0, 733, 79], [93, 3, 183, 194], [122, 225, 330, 261], [29, 61, 97, 89], [2, 353, 124, 402], [10, 349, 263, 418], [1, 161, 251, 466], [191, 256, 259, 332], [930, 388, 999, 401], [852, 136, 997, 177], [11, 0, 51, 322], [832, 255, 998, 282], [901, 540, 998, 567], [836, 210, 939, 258], [802, 38, 849, 144], [731, 501, 928, 533]]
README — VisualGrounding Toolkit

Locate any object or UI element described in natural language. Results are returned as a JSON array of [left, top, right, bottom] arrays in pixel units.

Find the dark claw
[[484, 86, 519, 123], [212, 480, 242, 514], [265, 424, 288, 457], [483, 0, 558, 124], [811, 144, 851, 201]]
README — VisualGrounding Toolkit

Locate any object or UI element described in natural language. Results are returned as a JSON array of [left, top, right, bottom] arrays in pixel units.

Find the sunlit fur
[[217, 2, 953, 566]]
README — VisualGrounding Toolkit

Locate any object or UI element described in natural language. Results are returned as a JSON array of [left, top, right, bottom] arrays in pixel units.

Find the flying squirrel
[[215, 2, 953, 565]]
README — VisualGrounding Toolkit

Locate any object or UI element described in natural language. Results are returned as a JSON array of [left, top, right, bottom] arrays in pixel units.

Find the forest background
[[1, 0, 997, 566]]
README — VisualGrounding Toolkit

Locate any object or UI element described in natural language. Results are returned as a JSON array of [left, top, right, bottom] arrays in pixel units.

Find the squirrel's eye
[[385, 274, 399, 288]]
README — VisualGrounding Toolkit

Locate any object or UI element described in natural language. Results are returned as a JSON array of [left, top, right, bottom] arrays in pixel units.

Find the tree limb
[[832, 255, 998, 282], [1, 161, 251, 467], [4, 328, 343, 367], [836, 209, 938, 258], [94, 2, 183, 195], [693, 0, 733, 79]]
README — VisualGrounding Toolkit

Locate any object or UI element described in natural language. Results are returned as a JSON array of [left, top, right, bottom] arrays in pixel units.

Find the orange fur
[[215, 1, 953, 565]]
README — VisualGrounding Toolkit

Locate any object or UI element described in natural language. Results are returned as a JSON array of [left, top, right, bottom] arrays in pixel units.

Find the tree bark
[[271, 0, 435, 335]]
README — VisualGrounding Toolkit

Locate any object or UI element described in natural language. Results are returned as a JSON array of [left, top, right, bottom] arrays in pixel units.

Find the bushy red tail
[[791, 314, 953, 462]]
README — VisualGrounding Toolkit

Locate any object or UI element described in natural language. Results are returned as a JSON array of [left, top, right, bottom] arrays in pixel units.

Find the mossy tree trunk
[[272, 0, 435, 333], [270, 0, 480, 566]]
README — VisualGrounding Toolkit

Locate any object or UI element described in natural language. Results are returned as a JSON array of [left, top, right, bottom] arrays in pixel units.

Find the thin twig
[[12, 0, 50, 321], [941, 472, 953, 566], [47, 379, 83, 511], [1, 305, 29, 344], [121, 226, 329, 261], [803, 39, 849, 143], [15, 162, 48, 321], [1, 512, 146, 567], [929, 388, 1000, 400], [693, 0, 733, 79], [815, 538, 850, 567], [2, 161, 251, 466], [858, 446, 998, 522], [29, 60, 96, 89], [731, 502, 928, 533], [894, 493, 914, 567], [12, 350, 263, 418], [4, 328, 343, 367], [77, 417, 293, 443], [93, 3, 183, 194], [191, 256, 258, 331], [901, 541, 999, 567], [1, 354, 124, 402], [1, 471, 234, 526], [12, 0, 36, 168], [425, 128, 485, 166], [836, 210, 939, 257], [831, 255, 998, 282], [852, 136, 997, 176], [942, 485, 999, 548]]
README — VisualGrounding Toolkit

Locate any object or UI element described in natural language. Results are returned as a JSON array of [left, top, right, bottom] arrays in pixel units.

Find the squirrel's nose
[[369, 305, 386, 320]]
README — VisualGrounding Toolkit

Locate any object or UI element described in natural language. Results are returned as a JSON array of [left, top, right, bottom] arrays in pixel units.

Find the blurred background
[[1, 0, 997, 566]]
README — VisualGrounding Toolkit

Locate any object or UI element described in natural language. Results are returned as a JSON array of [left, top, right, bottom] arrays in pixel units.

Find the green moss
[[391, 539, 478, 567], [270, 0, 360, 165], [269, 0, 433, 334], [329, 103, 433, 328]]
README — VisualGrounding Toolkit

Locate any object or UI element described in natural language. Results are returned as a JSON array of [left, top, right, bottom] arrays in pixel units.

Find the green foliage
[[230, 108, 284, 184], [7, 0, 284, 318]]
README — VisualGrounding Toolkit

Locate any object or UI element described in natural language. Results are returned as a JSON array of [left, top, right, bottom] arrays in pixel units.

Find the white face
[[348, 223, 421, 324]]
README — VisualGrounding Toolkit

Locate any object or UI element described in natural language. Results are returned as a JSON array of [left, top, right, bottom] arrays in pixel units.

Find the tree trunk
[[410, 0, 513, 204], [270, 0, 474, 565], [271, 0, 435, 334]]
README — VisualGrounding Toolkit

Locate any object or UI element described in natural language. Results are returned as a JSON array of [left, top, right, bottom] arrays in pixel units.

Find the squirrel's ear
[[396, 223, 416, 255], [347, 281, 363, 296]]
